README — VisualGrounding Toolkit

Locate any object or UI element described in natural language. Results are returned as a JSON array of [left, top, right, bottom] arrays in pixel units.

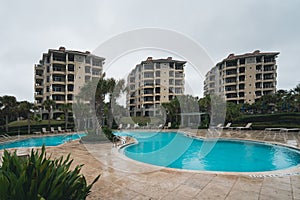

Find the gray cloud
[[0, 0, 299, 101]]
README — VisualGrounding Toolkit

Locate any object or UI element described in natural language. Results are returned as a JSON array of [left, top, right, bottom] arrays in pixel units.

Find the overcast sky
[[0, 0, 299, 102]]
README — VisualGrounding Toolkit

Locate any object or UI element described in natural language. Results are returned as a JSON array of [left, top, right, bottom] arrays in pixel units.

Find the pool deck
[[1, 129, 300, 199]]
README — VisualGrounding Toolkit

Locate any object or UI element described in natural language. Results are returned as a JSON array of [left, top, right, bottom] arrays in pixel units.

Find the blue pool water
[[115, 131, 300, 172], [0, 133, 86, 150]]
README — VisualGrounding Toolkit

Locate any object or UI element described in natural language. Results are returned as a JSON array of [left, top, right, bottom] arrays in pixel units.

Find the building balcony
[[67, 70, 75, 74], [66, 91, 74, 95], [35, 84, 43, 89], [143, 68, 154, 72], [52, 60, 66, 65], [67, 60, 74, 64], [142, 93, 154, 96], [53, 100, 66, 104], [52, 80, 66, 85], [64, 100, 73, 104], [52, 70, 66, 75], [262, 87, 275, 91], [52, 91, 66, 95], [35, 75, 43, 80], [224, 74, 237, 78], [143, 77, 155, 80], [224, 65, 237, 70], [225, 90, 237, 94], [34, 94, 43, 99], [226, 96, 238, 100], [224, 81, 237, 86], [143, 84, 154, 88]]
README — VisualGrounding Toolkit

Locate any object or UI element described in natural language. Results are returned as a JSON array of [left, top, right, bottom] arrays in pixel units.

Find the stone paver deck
[[1, 129, 300, 199]]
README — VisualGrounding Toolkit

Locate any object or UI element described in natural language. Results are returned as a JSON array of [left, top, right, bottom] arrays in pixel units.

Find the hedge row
[[0, 123, 75, 136], [233, 112, 300, 130]]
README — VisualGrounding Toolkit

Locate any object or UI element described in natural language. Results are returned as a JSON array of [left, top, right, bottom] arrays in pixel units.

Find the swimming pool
[[0, 133, 86, 150], [115, 131, 300, 172]]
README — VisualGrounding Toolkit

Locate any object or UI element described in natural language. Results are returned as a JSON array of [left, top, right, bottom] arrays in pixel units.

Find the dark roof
[[220, 50, 279, 63], [46, 47, 105, 60], [141, 57, 186, 65]]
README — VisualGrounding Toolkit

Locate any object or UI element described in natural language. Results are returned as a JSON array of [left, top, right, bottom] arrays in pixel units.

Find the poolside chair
[[126, 124, 131, 129], [164, 122, 171, 129], [234, 123, 252, 130], [50, 127, 58, 133], [219, 123, 232, 130], [16, 148, 31, 158], [42, 128, 50, 134], [34, 130, 41, 134], [57, 126, 65, 133], [65, 128, 72, 132], [279, 128, 300, 132], [287, 140, 298, 147], [158, 124, 163, 129], [134, 123, 140, 129], [216, 124, 223, 128], [118, 124, 123, 130]]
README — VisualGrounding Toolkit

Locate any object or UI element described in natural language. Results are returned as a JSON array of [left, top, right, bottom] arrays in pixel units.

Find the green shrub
[[0, 145, 100, 200], [102, 127, 114, 142]]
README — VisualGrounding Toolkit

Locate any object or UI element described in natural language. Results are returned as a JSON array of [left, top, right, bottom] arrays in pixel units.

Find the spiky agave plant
[[0, 145, 100, 200]]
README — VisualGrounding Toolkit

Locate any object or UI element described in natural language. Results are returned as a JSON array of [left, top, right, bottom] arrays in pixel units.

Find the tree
[[78, 74, 126, 132], [226, 102, 241, 122], [18, 101, 33, 134], [59, 103, 72, 131], [162, 97, 180, 126], [107, 78, 125, 128], [294, 84, 300, 111], [72, 101, 90, 131], [42, 99, 56, 130], [198, 95, 211, 113], [1, 95, 18, 133]]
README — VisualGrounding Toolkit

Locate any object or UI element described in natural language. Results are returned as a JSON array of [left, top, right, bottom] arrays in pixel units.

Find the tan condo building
[[34, 47, 104, 119], [127, 57, 186, 117], [204, 50, 279, 104]]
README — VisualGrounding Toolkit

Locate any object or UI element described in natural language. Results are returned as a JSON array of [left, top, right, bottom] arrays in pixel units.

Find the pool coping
[[114, 129, 300, 177], [0, 132, 86, 150]]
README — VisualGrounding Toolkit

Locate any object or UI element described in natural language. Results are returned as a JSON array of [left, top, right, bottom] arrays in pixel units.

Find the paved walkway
[[44, 129, 300, 200], [1, 130, 300, 199]]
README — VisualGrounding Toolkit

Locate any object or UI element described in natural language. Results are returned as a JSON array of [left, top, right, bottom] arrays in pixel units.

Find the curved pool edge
[[0, 132, 86, 150], [115, 130, 300, 176]]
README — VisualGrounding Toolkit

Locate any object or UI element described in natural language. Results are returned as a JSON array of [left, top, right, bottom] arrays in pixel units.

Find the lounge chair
[[42, 128, 50, 134], [158, 124, 164, 129], [219, 123, 232, 130], [57, 127, 65, 133], [134, 123, 140, 129], [287, 140, 298, 146], [164, 122, 171, 129], [264, 127, 284, 132], [126, 124, 131, 129], [16, 148, 31, 158], [216, 124, 223, 128], [34, 131, 41, 134], [50, 127, 58, 133], [233, 123, 252, 130], [118, 124, 123, 130], [65, 128, 72, 132], [280, 128, 300, 132]]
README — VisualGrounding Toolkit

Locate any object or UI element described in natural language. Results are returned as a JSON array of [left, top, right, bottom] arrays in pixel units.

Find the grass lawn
[[8, 120, 64, 127]]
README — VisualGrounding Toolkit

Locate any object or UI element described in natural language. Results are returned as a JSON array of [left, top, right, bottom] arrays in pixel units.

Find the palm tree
[[59, 103, 72, 131], [42, 99, 56, 130], [18, 101, 33, 134], [1, 95, 17, 133], [107, 78, 125, 128]]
